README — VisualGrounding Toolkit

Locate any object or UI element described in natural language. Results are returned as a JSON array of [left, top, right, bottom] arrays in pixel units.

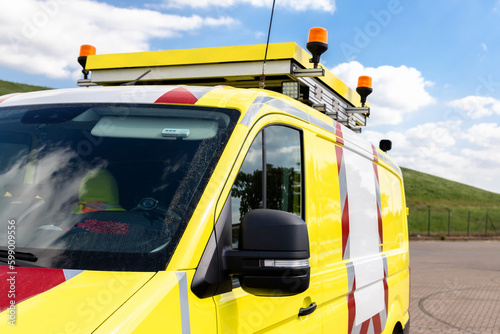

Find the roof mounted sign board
[[81, 42, 370, 130]]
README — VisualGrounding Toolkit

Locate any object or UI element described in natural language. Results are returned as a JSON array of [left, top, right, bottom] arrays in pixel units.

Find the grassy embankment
[[402, 167, 500, 236], [0, 79, 50, 95]]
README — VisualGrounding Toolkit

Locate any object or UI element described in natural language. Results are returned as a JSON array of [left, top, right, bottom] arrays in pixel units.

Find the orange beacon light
[[356, 75, 373, 107], [78, 44, 96, 80], [306, 27, 328, 68]]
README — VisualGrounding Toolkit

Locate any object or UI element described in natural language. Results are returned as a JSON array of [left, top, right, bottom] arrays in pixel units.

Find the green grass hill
[[401, 167, 500, 236], [0, 79, 50, 95], [402, 167, 500, 208]]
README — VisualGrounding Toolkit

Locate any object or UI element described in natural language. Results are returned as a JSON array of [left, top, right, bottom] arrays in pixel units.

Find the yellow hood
[[0, 268, 155, 333]]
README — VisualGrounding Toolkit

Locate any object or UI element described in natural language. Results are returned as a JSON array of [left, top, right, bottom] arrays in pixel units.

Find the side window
[[231, 125, 302, 248], [265, 126, 302, 215]]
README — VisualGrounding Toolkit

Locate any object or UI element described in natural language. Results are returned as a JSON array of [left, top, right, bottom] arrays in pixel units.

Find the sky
[[1, 0, 500, 193]]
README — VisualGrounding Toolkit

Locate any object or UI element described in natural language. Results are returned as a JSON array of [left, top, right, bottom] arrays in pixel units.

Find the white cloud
[[361, 121, 500, 194], [0, 0, 237, 79], [362, 120, 462, 167], [466, 123, 500, 149], [331, 61, 435, 125], [158, 0, 336, 12], [405, 121, 460, 148], [447, 96, 500, 119]]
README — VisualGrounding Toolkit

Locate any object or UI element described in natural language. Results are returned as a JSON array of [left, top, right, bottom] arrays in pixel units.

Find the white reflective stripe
[[176, 272, 191, 334], [344, 149, 379, 259], [343, 147, 386, 328], [354, 281, 385, 326], [63, 269, 84, 281], [352, 257, 384, 289]]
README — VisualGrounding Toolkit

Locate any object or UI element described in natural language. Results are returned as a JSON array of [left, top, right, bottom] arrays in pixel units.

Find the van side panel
[[311, 128, 409, 334], [377, 165, 410, 332], [378, 167, 407, 252], [308, 133, 349, 333]]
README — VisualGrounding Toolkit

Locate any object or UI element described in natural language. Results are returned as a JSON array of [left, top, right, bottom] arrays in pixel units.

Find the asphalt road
[[409, 240, 500, 333]]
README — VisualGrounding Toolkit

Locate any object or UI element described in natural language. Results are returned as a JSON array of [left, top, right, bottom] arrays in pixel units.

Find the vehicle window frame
[[230, 123, 305, 250]]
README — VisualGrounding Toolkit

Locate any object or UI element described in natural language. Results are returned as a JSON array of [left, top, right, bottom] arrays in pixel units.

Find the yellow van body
[[0, 44, 409, 334]]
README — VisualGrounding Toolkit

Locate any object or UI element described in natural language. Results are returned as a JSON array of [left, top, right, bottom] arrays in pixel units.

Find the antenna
[[121, 69, 152, 86], [259, 0, 276, 89]]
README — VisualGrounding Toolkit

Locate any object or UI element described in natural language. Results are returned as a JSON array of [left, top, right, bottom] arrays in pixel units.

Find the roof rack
[[79, 42, 370, 132]]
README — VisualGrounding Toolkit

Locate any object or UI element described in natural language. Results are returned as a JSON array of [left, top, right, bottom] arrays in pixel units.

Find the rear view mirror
[[225, 209, 310, 296]]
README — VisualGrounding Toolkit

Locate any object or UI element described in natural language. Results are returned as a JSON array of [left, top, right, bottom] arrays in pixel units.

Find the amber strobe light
[[78, 44, 96, 80], [356, 75, 373, 107], [306, 27, 328, 68]]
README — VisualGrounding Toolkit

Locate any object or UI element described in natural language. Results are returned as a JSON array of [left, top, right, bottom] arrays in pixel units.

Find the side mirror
[[379, 139, 392, 152], [225, 209, 310, 296]]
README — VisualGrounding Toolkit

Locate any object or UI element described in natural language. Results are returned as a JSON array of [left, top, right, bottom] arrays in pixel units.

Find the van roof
[[0, 86, 221, 107]]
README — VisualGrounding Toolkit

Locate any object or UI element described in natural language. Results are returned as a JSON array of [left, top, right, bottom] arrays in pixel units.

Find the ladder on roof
[[79, 43, 370, 132]]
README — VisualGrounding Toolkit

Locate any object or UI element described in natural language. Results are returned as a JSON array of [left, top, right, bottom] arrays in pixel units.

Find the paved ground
[[410, 240, 500, 333]]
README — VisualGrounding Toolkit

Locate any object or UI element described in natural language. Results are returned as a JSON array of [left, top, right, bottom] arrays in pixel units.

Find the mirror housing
[[225, 209, 310, 296], [379, 139, 392, 152]]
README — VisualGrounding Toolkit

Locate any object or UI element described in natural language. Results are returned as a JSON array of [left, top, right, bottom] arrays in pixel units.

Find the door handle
[[298, 302, 317, 317]]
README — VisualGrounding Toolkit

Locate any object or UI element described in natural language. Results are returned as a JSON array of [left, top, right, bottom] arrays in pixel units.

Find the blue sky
[[2, 0, 500, 193]]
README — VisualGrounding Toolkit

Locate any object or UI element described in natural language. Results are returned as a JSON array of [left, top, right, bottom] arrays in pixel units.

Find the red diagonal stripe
[[347, 292, 356, 334], [377, 205, 383, 247], [372, 161, 380, 181], [372, 144, 379, 162], [373, 313, 382, 333], [360, 320, 370, 334], [342, 196, 350, 259], [335, 122, 344, 145], [335, 145, 343, 174], [0, 267, 67, 311]]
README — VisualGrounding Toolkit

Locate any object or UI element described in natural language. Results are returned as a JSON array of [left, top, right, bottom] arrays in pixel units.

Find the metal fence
[[407, 207, 499, 237]]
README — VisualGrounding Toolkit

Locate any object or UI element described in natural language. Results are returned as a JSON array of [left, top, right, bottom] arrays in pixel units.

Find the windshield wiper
[[0, 250, 38, 262]]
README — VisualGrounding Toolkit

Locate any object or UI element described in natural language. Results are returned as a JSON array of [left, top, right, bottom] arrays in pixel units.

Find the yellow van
[[0, 39, 409, 334]]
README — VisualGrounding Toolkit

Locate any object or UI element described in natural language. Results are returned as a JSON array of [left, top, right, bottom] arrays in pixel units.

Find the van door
[[214, 122, 323, 333]]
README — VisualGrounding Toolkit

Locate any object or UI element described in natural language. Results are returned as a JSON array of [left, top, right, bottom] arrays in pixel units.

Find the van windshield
[[0, 103, 238, 271]]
